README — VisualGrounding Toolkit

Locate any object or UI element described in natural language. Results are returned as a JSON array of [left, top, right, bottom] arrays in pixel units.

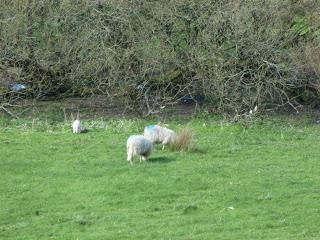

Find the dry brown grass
[[170, 128, 195, 152]]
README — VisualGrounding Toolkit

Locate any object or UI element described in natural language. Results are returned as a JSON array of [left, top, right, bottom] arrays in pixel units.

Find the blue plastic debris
[[181, 95, 194, 104], [136, 84, 145, 91], [10, 83, 27, 92], [181, 94, 205, 105]]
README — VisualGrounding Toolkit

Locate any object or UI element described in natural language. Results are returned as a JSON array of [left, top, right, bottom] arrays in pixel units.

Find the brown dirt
[[1, 96, 199, 120]]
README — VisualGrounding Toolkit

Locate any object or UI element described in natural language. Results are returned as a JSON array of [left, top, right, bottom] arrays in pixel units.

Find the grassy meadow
[[0, 115, 320, 239]]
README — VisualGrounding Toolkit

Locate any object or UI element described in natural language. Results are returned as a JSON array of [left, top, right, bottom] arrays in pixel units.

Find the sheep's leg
[[127, 150, 133, 164], [142, 155, 148, 161], [162, 145, 165, 150]]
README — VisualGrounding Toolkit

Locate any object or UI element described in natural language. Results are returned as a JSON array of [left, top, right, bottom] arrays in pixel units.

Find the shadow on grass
[[191, 147, 207, 154], [81, 129, 90, 133], [169, 147, 207, 154], [149, 156, 175, 163]]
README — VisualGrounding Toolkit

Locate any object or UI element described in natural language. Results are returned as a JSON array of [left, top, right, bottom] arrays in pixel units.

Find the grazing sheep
[[127, 135, 154, 164], [143, 125, 177, 150], [72, 120, 81, 133]]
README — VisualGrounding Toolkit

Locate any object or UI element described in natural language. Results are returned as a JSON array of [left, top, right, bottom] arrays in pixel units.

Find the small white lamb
[[143, 125, 177, 150], [72, 120, 81, 134], [127, 135, 154, 164]]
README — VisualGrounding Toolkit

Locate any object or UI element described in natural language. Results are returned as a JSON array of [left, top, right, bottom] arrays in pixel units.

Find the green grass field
[[0, 116, 320, 239]]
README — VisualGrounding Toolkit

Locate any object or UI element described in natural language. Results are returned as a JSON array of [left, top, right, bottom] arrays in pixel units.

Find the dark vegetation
[[0, 0, 320, 116]]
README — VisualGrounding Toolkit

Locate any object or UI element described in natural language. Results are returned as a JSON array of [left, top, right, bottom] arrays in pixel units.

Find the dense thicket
[[0, 0, 319, 115]]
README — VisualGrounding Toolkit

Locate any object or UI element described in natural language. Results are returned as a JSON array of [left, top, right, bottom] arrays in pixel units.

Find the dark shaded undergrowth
[[1, 0, 320, 115]]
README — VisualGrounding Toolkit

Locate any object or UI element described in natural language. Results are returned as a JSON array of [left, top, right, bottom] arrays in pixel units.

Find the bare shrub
[[170, 128, 195, 152], [305, 44, 320, 94], [1, 0, 320, 115]]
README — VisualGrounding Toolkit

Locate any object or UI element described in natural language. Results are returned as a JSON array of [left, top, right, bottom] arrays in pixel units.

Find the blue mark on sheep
[[146, 125, 157, 132]]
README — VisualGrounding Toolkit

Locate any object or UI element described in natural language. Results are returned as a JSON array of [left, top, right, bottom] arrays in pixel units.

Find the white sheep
[[72, 120, 81, 133], [143, 125, 177, 150], [127, 135, 154, 164]]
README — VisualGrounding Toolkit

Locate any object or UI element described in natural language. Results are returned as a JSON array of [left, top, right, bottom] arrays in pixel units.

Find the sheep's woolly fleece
[[143, 125, 177, 146], [72, 120, 81, 133], [127, 135, 154, 163]]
